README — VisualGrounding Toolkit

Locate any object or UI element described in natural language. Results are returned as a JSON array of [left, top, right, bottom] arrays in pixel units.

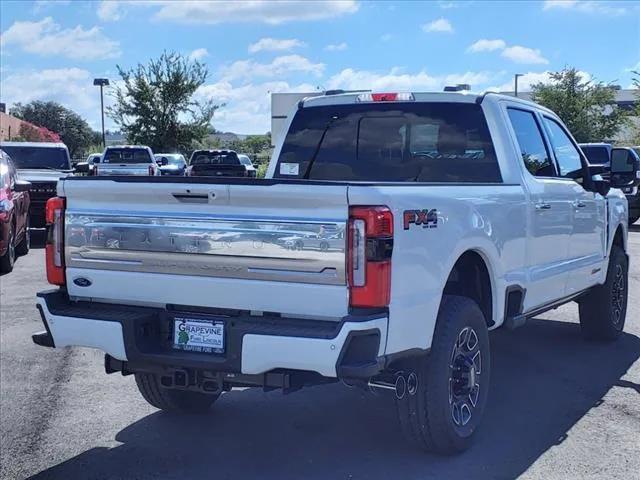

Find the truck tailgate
[[96, 164, 151, 176], [61, 179, 349, 318]]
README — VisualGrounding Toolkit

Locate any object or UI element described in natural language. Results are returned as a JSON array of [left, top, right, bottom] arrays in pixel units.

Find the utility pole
[[514, 73, 524, 98], [93, 78, 110, 148]]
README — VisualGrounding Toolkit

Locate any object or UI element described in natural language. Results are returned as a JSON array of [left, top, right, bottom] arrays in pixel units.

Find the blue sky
[[1, 0, 638, 134]]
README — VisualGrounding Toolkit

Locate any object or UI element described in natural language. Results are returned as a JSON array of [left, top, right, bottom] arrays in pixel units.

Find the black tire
[[396, 295, 490, 454], [578, 245, 628, 341], [15, 216, 30, 256], [319, 241, 329, 251], [135, 372, 219, 413], [0, 222, 16, 273]]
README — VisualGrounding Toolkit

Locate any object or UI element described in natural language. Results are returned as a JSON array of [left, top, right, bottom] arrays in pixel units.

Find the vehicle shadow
[[29, 318, 640, 480], [30, 230, 47, 249]]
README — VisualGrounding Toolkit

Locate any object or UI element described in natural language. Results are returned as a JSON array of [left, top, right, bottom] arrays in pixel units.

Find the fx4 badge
[[403, 209, 438, 230]]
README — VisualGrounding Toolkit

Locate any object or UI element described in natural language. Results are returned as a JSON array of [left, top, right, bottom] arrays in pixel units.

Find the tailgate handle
[[172, 192, 210, 203]]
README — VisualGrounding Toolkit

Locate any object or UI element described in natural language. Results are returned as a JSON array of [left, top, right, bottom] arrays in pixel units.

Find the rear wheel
[[0, 223, 16, 273], [15, 215, 30, 256], [135, 372, 220, 413], [578, 245, 628, 341], [396, 295, 490, 454]]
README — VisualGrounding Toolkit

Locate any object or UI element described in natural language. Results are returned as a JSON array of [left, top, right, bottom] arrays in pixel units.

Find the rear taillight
[[45, 197, 65, 286], [348, 206, 393, 308]]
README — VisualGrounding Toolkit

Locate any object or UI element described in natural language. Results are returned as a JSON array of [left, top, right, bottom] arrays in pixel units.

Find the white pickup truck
[[32, 92, 635, 454], [94, 145, 159, 176]]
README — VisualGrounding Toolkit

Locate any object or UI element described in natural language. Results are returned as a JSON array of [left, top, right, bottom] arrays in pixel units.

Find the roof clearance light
[[356, 92, 415, 103]]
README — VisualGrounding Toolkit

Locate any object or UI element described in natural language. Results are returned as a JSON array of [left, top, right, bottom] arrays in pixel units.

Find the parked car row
[[83, 146, 257, 178]]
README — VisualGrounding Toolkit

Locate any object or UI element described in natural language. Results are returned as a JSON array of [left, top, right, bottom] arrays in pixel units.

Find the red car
[[0, 149, 31, 273]]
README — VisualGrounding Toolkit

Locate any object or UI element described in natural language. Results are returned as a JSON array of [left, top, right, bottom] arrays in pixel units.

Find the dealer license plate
[[173, 317, 224, 354]]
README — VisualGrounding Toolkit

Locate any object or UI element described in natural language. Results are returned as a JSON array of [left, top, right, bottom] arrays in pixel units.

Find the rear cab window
[[1, 145, 70, 170], [580, 146, 610, 165], [103, 148, 152, 164], [190, 151, 240, 166], [274, 102, 502, 182]]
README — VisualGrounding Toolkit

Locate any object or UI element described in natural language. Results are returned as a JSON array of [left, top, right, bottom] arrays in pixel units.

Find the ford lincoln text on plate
[[32, 92, 634, 454], [0, 142, 72, 229]]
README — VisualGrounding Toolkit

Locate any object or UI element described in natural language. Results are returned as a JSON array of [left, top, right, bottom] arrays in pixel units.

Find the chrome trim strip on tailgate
[[65, 212, 347, 285]]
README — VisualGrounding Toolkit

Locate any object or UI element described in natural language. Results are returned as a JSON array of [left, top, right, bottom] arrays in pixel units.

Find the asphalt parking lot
[[1, 229, 639, 480]]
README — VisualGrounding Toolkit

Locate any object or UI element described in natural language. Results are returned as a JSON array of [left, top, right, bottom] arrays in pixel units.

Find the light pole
[[514, 73, 524, 98], [93, 78, 109, 148]]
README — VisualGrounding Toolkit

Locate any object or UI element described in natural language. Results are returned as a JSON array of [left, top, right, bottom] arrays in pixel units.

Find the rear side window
[[275, 102, 501, 182], [103, 148, 152, 164], [507, 108, 555, 177], [543, 118, 584, 179]]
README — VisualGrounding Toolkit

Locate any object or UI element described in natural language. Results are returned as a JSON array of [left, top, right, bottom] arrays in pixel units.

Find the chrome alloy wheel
[[611, 264, 625, 328], [449, 326, 482, 427]]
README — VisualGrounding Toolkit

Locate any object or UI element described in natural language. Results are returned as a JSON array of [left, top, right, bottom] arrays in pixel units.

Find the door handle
[[573, 201, 586, 208], [535, 202, 551, 210]]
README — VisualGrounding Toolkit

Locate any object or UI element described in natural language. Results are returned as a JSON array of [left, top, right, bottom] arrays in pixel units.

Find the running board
[[504, 289, 590, 330]]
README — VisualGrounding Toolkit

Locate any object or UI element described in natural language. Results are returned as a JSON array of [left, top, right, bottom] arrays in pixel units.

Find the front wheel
[[135, 373, 220, 413], [578, 245, 628, 341], [15, 215, 30, 256], [396, 295, 490, 454], [0, 223, 16, 273]]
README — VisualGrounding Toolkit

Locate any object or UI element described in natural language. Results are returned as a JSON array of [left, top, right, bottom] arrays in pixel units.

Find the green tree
[[243, 135, 271, 156], [108, 51, 221, 152], [531, 67, 627, 142], [10, 101, 98, 157]]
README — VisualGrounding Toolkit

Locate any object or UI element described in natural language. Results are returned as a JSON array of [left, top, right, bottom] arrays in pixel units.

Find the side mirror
[[610, 148, 640, 188], [14, 180, 31, 192], [74, 162, 90, 174]]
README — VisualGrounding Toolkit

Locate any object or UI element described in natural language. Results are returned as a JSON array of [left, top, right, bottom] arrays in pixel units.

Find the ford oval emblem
[[73, 277, 92, 287]]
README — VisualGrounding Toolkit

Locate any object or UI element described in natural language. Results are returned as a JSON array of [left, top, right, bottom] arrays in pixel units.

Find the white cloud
[[380, 33, 392, 42], [501, 45, 548, 65], [542, 0, 626, 16], [0, 67, 110, 130], [467, 38, 548, 65], [0, 17, 120, 60], [152, 0, 359, 24], [220, 55, 325, 80], [248, 37, 305, 53], [97, 1, 124, 21], [325, 67, 491, 92], [197, 80, 316, 133], [325, 42, 348, 51], [422, 17, 453, 33], [467, 39, 506, 53], [33, 0, 71, 12], [189, 48, 209, 61]]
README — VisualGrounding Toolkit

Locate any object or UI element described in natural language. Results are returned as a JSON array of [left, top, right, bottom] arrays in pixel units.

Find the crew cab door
[[541, 116, 606, 294], [505, 107, 573, 309]]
